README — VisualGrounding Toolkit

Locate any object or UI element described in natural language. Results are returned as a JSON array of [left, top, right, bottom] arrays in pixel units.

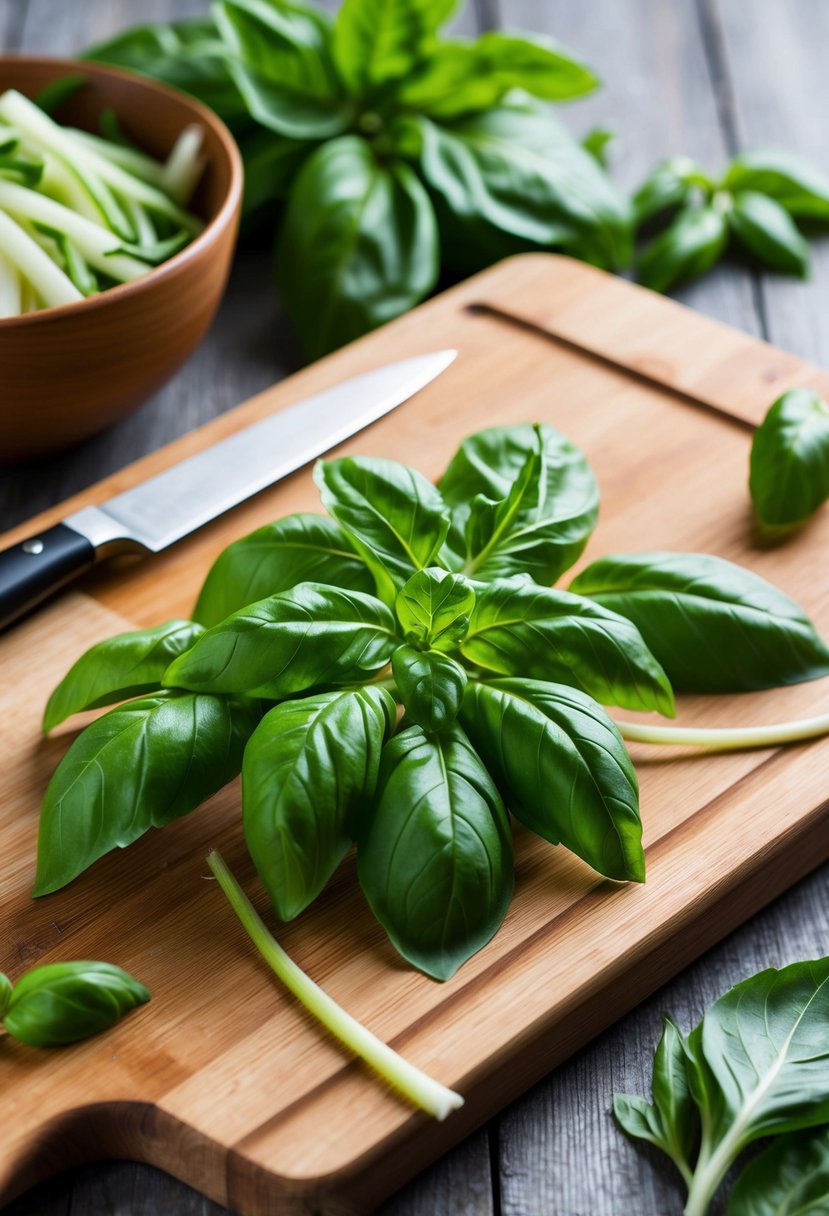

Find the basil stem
[[206, 849, 464, 1121], [617, 712, 829, 750]]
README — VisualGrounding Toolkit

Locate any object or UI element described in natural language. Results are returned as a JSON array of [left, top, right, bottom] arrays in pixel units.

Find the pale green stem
[[683, 1130, 742, 1216], [206, 850, 464, 1121], [617, 710, 829, 751]]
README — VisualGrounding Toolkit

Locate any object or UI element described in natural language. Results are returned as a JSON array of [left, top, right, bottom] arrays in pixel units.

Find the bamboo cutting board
[[3, 254, 829, 1216]]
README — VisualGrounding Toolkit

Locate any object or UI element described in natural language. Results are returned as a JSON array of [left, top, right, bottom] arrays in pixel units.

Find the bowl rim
[[0, 54, 244, 329]]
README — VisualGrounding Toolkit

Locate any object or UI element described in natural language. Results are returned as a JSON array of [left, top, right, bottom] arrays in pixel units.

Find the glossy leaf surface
[[392, 644, 467, 732], [3, 961, 150, 1048], [729, 191, 809, 276], [332, 0, 455, 93], [727, 1127, 829, 1216], [723, 149, 829, 220], [395, 567, 475, 649], [750, 389, 829, 526], [637, 204, 727, 293]]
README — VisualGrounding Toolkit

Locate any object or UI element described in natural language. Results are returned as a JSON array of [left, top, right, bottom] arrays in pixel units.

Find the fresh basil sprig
[[634, 147, 829, 292], [749, 389, 829, 527], [1, 961, 149, 1047], [614, 957, 829, 1216], [39, 422, 829, 978], [85, 0, 630, 356]]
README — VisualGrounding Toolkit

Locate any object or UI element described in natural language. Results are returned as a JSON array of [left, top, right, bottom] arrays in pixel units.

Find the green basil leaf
[[440, 422, 599, 583], [277, 136, 439, 357], [408, 103, 631, 274], [632, 156, 708, 227], [332, 0, 456, 95], [392, 644, 467, 732], [315, 455, 450, 603], [637, 203, 728, 292], [165, 583, 398, 696], [396, 32, 596, 119], [750, 389, 829, 526], [243, 685, 395, 920], [570, 550, 829, 691], [727, 1127, 829, 1216], [236, 126, 315, 217], [723, 149, 829, 220], [687, 958, 829, 1169], [459, 679, 642, 881], [395, 567, 475, 649], [2, 961, 150, 1048], [214, 0, 349, 138], [461, 580, 675, 716], [194, 514, 373, 628], [358, 722, 513, 980], [43, 619, 205, 732], [85, 19, 251, 133], [729, 191, 810, 276], [0, 972, 12, 1018], [35, 691, 259, 896], [581, 126, 614, 168], [614, 1016, 698, 1177]]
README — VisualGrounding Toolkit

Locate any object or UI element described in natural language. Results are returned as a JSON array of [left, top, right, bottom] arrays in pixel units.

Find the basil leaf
[[632, 156, 707, 227], [194, 513, 373, 628], [277, 136, 439, 357], [729, 191, 810, 276], [409, 103, 631, 274], [395, 567, 475, 650], [35, 691, 259, 895], [2, 961, 150, 1048], [236, 126, 315, 218], [461, 580, 675, 716], [332, 0, 456, 95], [727, 1127, 829, 1216], [165, 583, 398, 696], [723, 149, 829, 221], [0, 972, 12, 1018], [243, 686, 395, 920], [392, 644, 467, 732], [315, 455, 450, 603], [358, 723, 513, 980], [581, 126, 614, 168], [614, 1016, 698, 1179], [570, 551, 829, 692], [396, 32, 596, 119], [215, 0, 349, 139], [85, 19, 250, 133], [459, 679, 643, 881], [43, 619, 205, 732], [750, 389, 829, 526], [637, 203, 728, 292], [440, 422, 599, 583], [686, 959, 829, 1194]]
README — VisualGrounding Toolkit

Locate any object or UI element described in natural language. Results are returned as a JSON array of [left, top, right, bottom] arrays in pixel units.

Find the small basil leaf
[[581, 126, 615, 168], [723, 149, 829, 220], [166, 583, 398, 696], [729, 191, 810, 276], [570, 551, 829, 691], [43, 619, 205, 733], [442, 422, 599, 584], [461, 580, 675, 716], [35, 691, 259, 895], [215, 0, 349, 139], [637, 204, 728, 293], [3, 961, 150, 1048], [394, 567, 475, 650], [332, 0, 456, 95], [243, 686, 395, 920], [727, 1127, 829, 1216], [613, 1017, 698, 1177], [193, 513, 373, 628], [750, 389, 829, 526], [315, 455, 450, 603], [358, 723, 513, 980], [459, 679, 642, 881], [392, 644, 467, 732], [0, 973, 11, 1018], [632, 156, 709, 227], [613, 1093, 669, 1151], [277, 136, 439, 357]]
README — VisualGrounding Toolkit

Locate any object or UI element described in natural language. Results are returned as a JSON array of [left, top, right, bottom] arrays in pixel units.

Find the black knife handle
[[0, 524, 96, 630]]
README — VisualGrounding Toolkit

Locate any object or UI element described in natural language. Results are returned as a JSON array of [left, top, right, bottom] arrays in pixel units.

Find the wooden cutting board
[[3, 254, 829, 1216]]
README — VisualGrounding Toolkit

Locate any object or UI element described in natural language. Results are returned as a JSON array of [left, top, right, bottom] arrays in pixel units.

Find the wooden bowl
[[0, 57, 243, 461]]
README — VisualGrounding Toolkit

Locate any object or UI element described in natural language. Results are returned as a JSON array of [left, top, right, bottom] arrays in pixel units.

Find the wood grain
[[2, 254, 829, 1216]]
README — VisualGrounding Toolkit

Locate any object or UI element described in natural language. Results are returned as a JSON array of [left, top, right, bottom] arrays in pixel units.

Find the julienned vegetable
[[0, 87, 204, 316], [0, 960, 150, 1047], [36, 422, 829, 981], [614, 957, 829, 1216]]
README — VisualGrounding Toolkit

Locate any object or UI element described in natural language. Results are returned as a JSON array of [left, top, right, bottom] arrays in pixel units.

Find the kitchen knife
[[0, 349, 457, 630]]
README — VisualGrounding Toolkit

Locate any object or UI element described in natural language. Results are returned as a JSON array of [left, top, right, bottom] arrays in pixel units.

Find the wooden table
[[2, 2, 828, 1213]]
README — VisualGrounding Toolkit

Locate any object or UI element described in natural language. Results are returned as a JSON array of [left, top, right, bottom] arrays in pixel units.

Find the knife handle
[[0, 524, 96, 630]]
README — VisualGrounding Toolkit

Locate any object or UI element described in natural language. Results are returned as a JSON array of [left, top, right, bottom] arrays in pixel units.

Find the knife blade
[[0, 349, 457, 630]]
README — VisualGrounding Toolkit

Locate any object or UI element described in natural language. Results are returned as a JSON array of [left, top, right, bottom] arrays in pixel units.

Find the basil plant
[[37, 424, 829, 979]]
